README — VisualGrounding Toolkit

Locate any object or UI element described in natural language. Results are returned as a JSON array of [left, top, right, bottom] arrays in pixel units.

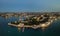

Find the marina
[[3, 12, 59, 32], [0, 12, 60, 36]]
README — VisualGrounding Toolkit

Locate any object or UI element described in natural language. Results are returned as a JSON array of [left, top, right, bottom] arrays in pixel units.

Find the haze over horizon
[[0, 0, 60, 12]]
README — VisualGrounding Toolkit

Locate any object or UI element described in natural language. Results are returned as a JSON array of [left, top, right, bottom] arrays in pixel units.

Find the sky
[[0, 0, 60, 12]]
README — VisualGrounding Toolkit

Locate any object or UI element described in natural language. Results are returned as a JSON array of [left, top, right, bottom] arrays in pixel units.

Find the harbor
[[0, 12, 60, 36], [4, 12, 60, 32]]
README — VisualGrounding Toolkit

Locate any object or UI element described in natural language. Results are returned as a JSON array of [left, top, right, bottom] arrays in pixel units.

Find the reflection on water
[[0, 16, 60, 36]]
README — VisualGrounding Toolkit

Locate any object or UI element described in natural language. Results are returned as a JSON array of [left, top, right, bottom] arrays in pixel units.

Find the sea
[[0, 16, 60, 36]]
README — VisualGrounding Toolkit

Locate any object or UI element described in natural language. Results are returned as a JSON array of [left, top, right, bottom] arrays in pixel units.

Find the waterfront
[[0, 16, 60, 36]]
